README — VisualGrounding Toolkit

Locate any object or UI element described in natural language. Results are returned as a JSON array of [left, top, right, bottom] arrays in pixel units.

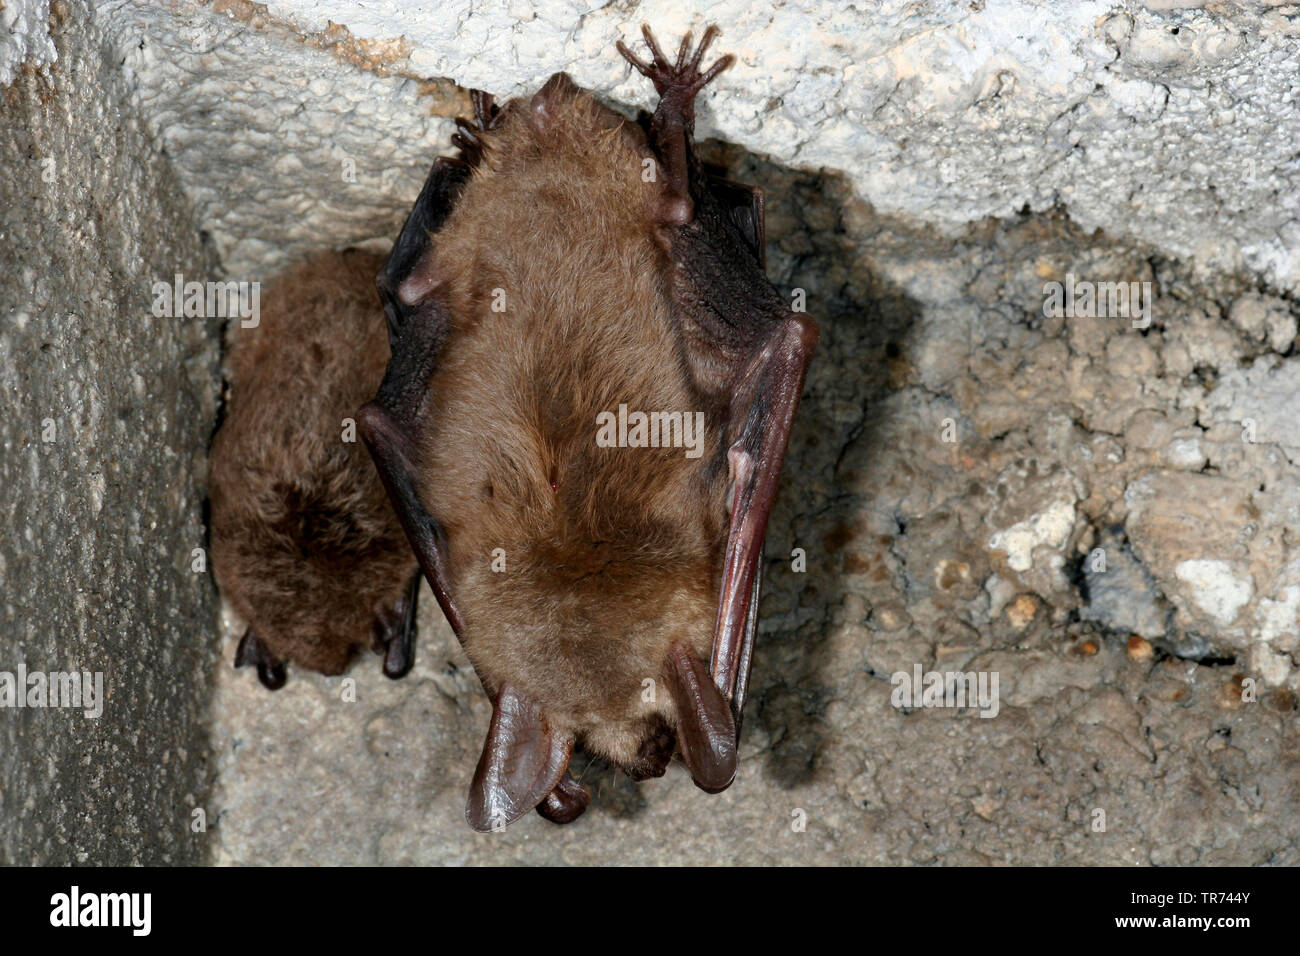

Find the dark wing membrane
[[360, 156, 472, 640], [623, 24, 819, 733]]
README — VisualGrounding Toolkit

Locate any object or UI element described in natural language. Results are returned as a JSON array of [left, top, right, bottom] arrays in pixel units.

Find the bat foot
[[617, 24, 734, 113], [535, 771, 590, 825], [372, 572, 420, 680], [452, 89, 500, 166], [372, 608, 413, 680], [235, 629, 287, 691], [618, 24, 733, 222], [626, 716, 675, 781]]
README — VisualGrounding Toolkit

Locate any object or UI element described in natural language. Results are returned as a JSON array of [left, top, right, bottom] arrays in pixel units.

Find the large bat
[[360, 24, 818, 830]]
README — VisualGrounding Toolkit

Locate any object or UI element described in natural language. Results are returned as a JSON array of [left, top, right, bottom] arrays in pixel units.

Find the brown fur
[[210, 249, 416, 674], [419, 83, 732, 767]]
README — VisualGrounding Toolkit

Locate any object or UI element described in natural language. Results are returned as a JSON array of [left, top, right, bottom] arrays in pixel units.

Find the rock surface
[[212, 160, 1299, 865], [2, 1, 1297, 864], [74, 0, 1300, 293], [0, 1, 219, 865]]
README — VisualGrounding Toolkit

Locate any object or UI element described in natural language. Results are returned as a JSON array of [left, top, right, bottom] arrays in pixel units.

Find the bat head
[[461, 616, 741, 833], [447, 438, 738, 832], [211, 470, 414, 675]]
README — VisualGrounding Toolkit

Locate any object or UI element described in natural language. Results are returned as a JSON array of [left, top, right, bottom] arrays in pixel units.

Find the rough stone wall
[[1, 0, 1296, 864], [90, 0, 1300, 292], [90, 0, 456, 279], [210, 160, 1298, 865], [0, 0, 57, 85], [0, 1, 219, 864]]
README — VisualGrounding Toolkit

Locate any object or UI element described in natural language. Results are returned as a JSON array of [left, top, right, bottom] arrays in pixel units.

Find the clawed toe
[[452, 90, 501, 166], [235, 629, 287, 691], [617, 23, 733, 100]]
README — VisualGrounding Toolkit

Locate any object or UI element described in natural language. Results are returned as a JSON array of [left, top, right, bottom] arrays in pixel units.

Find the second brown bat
[[362, 24, 817, 830]]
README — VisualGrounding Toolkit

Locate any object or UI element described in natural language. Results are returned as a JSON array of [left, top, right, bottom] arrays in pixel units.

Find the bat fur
[[419, 80, 734, 772], [362, 24, 818, 830], [209, 249, 418, 679]]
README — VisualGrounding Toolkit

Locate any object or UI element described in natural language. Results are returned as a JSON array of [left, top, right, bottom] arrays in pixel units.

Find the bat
[[209, 249, 422, 688], [360, 23, 817, 830]]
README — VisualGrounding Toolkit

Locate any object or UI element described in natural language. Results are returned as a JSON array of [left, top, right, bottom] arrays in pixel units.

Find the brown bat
[[209, 249, 421, 688], [360, 24, 817, 830]]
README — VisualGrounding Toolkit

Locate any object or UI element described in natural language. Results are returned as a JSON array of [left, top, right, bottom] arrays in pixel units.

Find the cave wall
[[1, 0, 1296, 864], [0, 0, 219, 864]]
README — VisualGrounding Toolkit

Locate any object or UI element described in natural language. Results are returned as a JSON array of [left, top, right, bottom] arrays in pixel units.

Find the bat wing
[[622, 26, 819, 743], [710, 308, 817, 728], [706, 173, 766, 271], [359, 155, 469, 640], [362, 93, 510, 640]]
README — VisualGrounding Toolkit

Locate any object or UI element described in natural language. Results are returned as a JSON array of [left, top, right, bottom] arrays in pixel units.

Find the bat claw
[[235, 629, 287, 691], [452, 120, 481, 154], [619, 23, 733, 104], [371, 570, 421, 679], [470, 89, 499, 131], [453, 89, 500, 166]]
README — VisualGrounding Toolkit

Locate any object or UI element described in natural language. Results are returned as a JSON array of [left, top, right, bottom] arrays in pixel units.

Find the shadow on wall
[[563, 143, 924, 805], [724, 152, 923, 792]]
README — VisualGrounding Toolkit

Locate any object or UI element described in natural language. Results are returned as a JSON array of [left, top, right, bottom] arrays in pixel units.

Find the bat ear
[[466, 684, 574, 832], [664, 643, 738, 793], [529, 72, 580, 132]]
